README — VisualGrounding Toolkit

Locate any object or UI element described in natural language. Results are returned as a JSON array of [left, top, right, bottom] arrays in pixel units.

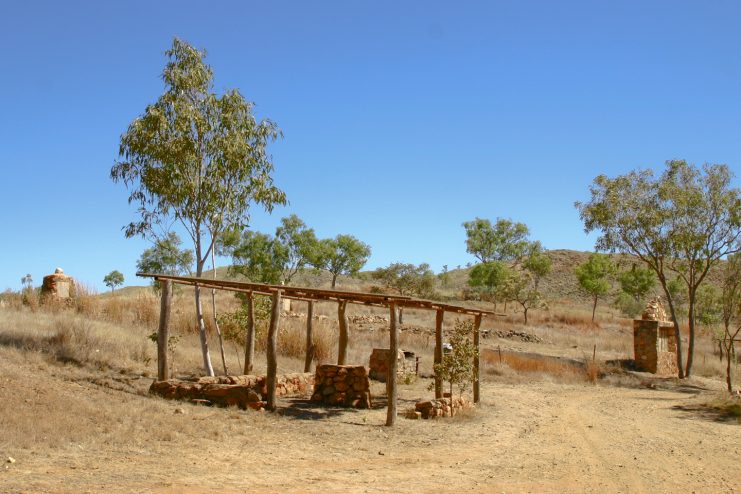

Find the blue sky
[[1, 1, 739, 292]]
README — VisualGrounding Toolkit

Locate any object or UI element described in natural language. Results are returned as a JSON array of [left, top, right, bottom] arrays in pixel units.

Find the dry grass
[[481, 348, 599, 384]]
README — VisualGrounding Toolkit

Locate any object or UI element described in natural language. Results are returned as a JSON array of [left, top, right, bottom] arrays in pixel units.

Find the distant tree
[[21, 274, 33, 290], [274, 215, 319, 284], [468, 261, 512, 307], [438, 264, 450, 288], [111, 39, 286, 376], [136, 232, 194, 289], [313, 235, 371, 289], [575, 253, 615, 322], [372, 262, 435, 323], [576, 160, 740, 377], [463, 217, 530, 264], [103, 270, 125, 293], [618, 264, 655, 303]]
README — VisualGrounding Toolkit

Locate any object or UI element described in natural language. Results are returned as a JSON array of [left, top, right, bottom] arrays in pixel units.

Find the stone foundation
[[311, 365, 371, 408], [411, 397, 471, 419], [634, 320, 678, 376], [150, 373, 313, 410], [40, 268, 75, 302]]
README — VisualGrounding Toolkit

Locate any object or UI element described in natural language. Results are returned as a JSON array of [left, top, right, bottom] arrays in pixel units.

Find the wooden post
[[157, 280, 172, 381], [386, 302, 398, 426], [243, 291, 255, 375], [473, 313, 482, 404], [337, 300, 348, 365], [434, 308, 444, 399], [266, 290, 282, 411], [304, 300, 315, 373]]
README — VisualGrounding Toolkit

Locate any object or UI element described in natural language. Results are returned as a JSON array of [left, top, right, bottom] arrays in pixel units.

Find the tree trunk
[[194, 252, 215, 376], [523, 306, 529, 325], [243, 291, 255, 375], [157, 280, 172, 381], [434, 309, 444, 399], [591, 295, 598, 323], [386, 302, 398, 427], [331, 274, 337, 289], [473, 313, 481, 404], [266, 290, 282, 411], [685, 288, 697, 377], [398, 306, 404, 325], [211, 248, 228, 375], [659, 278, 685, 379], [304, 300, 314, 373], [337, 300, 348, 365]]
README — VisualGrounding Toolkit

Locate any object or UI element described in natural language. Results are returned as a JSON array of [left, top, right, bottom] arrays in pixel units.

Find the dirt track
[[1, 350, 739, 494]]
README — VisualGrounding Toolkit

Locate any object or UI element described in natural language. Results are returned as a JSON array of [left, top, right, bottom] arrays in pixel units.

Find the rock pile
[[411, 397, 471, 419], [311, 365, 371, 408], [642, 297, 668, 322], [150, 373, 313, 410], [348, 314, 388, 324], [491, 330, 542, 343]]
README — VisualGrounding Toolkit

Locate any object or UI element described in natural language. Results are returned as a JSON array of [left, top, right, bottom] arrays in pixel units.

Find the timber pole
[[386, 302, 398, 426], [157, 280, 172, 381], [266, 290, 282, 411], [337, 300, 348, 365], [434, 308, 444, 399], [243, 291, 255, 375], [473, 313, 482, 404], [304, 300, 315, 373]]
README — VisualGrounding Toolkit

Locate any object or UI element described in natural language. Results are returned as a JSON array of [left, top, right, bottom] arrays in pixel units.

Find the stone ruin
[[149, 373, 313, 410], [40, 268, 75, 302], [409, 397, 471, 419], [311, 364, 372, 408], [634, 297, 678, 375], [368, 348, 416, 382]]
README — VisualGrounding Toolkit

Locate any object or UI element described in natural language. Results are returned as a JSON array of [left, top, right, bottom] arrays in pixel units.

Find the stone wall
[[40, 268, 75, 302], [311, 365, 371, 408], [368, 348, 412, 382], [633, 320, 678, 376], [410, 397, 470, 419], [150, 373, 313, 410]]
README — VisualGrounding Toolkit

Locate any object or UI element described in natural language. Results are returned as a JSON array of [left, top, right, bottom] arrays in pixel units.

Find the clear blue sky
[[1, 1, 739, 292]]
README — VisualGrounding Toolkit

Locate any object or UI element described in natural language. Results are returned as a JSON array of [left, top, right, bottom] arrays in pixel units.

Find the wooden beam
[[304, 300, 314, 373], [473, 313, 482, 404], [157, 280, 172, 381], [386, 302, 398, 427], [434, 308, 444, 399], [243, 291, 255, 375], [337, 300, 349, 365], [266, 290, 282, 411]]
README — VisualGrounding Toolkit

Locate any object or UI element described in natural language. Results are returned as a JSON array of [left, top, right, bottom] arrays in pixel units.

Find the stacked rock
[[40, 268, 75, 301], [368, 348, 408, 381], [641, 297, 668, 322], [311, 364, 371, 408], [412, 397, 470, 419], [150, 373, 313, 410]]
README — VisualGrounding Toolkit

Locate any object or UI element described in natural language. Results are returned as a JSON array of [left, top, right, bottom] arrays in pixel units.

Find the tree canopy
[[103, 270, 125, 292], [575, 253, 615, 322], [463, 218, 530, 264], [314, 235, 371, 289], [136, 232, 194, 281]]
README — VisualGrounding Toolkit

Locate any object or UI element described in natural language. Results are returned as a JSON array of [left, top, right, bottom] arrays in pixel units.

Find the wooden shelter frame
[[139, 272, 502, 426]]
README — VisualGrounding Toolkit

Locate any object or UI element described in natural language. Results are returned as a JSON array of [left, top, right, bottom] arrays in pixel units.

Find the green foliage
[[226, 215, 318, 285], [503, 270, 547, 324], [103, 270, 125, 292], [313, 234, 371, 288], [462, 217, 530, 263], [695, 285, 722, 327], [618, 264, 655, 302], [467, 261, 512, 302], [111, 37, 286, 270], [575, 253, 614, 298], [371, 262, 436, 298], [614, 291, 644, 318], [431, 320, 478, 398], [136, 232, 194, 278]]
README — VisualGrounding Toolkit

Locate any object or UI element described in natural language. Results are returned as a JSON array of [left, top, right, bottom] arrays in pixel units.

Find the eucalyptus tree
[[575, 253, 615, 322], [463, 217, 530, 264], [576, 160, 740, 378], [313, 235, 371, 289], [111, 39, 286, 376], [136, 232, 194, 286], [371, 262, 436, 323], [103, 270, 125, 293]]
